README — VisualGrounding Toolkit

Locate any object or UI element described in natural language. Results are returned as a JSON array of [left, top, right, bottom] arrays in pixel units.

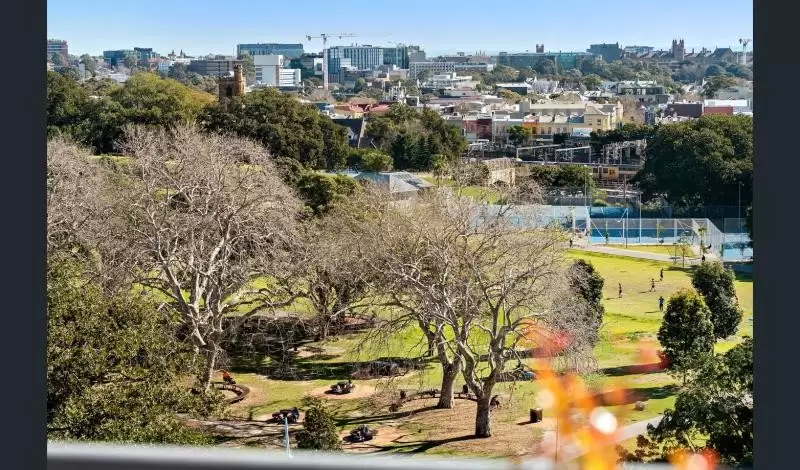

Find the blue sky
[[48, 0, 753, 57]]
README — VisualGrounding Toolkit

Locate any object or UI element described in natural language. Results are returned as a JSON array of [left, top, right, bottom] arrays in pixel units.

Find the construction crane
[[306, 33, 357, 91], [738, 38, 751, 65]]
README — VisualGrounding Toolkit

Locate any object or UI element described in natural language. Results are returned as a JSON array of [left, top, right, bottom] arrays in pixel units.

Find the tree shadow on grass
[[334, 406, 439, 428], [592, 384, 678, 406], [358, 434, 478, 455], [600, 363, 666, 377]]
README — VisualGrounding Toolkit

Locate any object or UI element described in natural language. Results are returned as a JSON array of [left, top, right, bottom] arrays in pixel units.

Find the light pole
[[738, 181, 742, 233], [283, 416, 291, 456], [638, 192, 642, 243]]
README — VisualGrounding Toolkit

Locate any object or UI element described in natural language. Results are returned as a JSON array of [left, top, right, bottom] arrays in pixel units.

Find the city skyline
[[48, 0, 753, 58]]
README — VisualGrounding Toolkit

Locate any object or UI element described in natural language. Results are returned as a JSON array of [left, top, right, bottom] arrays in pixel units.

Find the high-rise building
[[588, 43, 623, 62], [407, 45, 426, 63], [253, 55, 302, 88], [497, 51, 600, 71], [326, 45, 384, 83], [237, 43, 304, 59], [134, 47, 158, 64], [189, 58, 245, 77], [47, 39, 68, 62], [382, 45, 409, 69], [103, 49, 136, 67]]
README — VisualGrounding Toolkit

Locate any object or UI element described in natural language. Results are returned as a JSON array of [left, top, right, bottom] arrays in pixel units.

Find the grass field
[[418, 174, 505, 204], [602, 244, 697, 258], [211, 250, 753, 458]]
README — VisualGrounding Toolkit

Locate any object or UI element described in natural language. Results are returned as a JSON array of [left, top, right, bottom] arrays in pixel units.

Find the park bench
[[348, 424, 378, 442], [330, 381, 355, 394], [271, 407, 300, 424]]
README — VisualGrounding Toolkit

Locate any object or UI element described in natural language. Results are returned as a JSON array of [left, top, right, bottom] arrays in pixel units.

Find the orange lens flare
[[521, 326, 715, 469]]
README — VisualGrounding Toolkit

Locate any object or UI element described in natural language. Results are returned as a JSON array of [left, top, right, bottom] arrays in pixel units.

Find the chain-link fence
[[475, 205, 753, 262], [721, 218, 753, 261]]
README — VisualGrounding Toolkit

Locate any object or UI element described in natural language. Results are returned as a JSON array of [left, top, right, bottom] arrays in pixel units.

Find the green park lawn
[[602, 244, 697, 259], [213, 250, 753, 456], [419, 174, 505, 204]]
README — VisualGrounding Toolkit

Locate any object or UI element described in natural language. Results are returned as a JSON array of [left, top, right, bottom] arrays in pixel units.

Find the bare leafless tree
[[295, 215, 376, 340], [47, 137, 114, 256], [345, 186, 593, 435], [52, 124, 304, 389]]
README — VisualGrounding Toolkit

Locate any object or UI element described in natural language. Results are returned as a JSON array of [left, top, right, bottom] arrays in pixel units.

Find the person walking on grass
[[650, 278, 656, 292], [658, 296, 665, 312], [659, 268, 664, 282], [618, 283, 623, 298], [569, 238, 573, 248]]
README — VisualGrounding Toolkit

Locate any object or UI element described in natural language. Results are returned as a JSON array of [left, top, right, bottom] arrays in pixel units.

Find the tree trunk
[[201, 347, 219, 391], [475, 395, 493, 438], [437, 363, 458, 409], [426, 336, 435, 357]]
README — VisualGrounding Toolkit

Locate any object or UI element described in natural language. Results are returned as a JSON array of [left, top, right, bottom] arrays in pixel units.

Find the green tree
[[657, 289, 716, 384], [553, 164, 595, 194], [108, 72, 215, 134], [168, 62, 189, 82], [507, 125, 532, 146], [295, 396, 342, 451], [79, 54, 98, 76], [47, 71, 89, 132], [497, 89, 523, 103], [200, 87, 349, 170], [701, 75, 737, 98], [691, 262, 743, 339], [632, 115, 752, 208], [533, 58, 557, 76], [524, 164, 560, 186], [47, 255, 216, 444], [81, 77, 120, 96], [644, 338, 752, 466], [295, 172, 361, 216], [51, 52, 66, 67], [583, 73, 602, 90], [516, 66, 536, 82], [122, 53, 138, 70], [353, 77, 367, 93], [58, 67, 82, 82], [568, 259, 605, 347], [704, 64, 726, 77], [348, 149, 393, 172]]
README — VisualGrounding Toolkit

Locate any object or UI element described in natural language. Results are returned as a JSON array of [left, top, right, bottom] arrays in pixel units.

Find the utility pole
[[305, 33, 357, 91]]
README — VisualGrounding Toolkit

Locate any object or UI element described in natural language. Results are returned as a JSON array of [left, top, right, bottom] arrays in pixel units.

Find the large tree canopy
[[638, 338, 753, 466], [691, 262, 743, 339], [364, 104, 467, 171], [47, 255, 215, 444], [46, 71, 216, 154], [199, 87, 349, 170], [632, 115, 753, 207]]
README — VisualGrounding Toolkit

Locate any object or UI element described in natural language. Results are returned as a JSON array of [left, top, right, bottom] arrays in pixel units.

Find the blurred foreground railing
[[47, 442, 708, 470]]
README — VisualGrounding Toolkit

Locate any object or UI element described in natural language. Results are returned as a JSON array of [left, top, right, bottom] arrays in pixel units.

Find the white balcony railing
[[48, 442, 712, 470]]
